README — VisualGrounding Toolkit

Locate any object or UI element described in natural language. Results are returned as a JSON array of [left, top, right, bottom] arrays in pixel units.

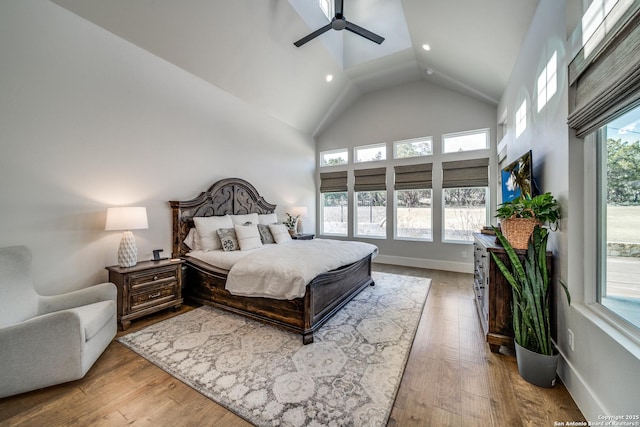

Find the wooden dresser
[[106, 259, 185, 330], [473, 233, 553, 353]]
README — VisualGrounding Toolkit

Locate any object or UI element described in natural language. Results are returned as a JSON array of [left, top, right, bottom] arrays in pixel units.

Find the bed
[[170, 177, 376, 344]]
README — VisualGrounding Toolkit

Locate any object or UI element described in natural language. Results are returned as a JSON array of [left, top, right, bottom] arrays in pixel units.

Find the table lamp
[[105, 207, 148, 267]]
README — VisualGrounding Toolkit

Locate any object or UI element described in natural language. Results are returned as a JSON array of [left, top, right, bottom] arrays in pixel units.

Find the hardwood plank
[[0, 264, 584, 426]]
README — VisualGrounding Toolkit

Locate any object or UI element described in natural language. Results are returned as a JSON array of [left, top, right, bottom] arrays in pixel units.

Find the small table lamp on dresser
[[105, 206, 148, 268]]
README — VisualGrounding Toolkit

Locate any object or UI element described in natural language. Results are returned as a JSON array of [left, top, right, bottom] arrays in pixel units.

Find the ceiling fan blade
[[294, 23, 333, 47], [345, 21, 385, 44], [334, 0, 343, 17]]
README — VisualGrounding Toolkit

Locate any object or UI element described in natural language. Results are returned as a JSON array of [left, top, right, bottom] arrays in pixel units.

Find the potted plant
[[496, 192, 561, 249], [491, 225, 570, 387], [283, 212, 300, 235]]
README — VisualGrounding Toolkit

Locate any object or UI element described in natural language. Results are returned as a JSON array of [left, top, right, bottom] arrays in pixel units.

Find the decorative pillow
[[217, 228, 239, 251], [268, 223, 292, 244], [234, 224, 263, 251], [183, 228, 197, 250], [257, 224, 275, 244], [230, 213, 259, 226], [258, 213, 278, 225], [193, 215, 233, 251]]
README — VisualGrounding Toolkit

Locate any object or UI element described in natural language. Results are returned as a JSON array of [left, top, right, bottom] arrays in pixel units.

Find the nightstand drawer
[[129, 266, 178, 289], [130, 281, 178, 313]]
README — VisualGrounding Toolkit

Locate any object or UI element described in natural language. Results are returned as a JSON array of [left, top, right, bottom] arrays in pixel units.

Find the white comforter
[[222, 239, 377, 300]]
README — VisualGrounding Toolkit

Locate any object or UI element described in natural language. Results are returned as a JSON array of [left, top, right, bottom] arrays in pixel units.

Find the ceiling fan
[[294, 0, 385, 47]]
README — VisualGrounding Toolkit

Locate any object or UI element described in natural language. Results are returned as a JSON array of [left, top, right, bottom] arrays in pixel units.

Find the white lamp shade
[[105, 207, 148, 231]]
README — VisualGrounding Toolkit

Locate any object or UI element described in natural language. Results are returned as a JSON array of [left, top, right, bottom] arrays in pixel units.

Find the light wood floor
[[0, 264, 585, 426]]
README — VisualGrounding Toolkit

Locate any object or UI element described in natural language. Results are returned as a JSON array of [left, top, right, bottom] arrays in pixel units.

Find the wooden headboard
[[169, 177, 277, 258]]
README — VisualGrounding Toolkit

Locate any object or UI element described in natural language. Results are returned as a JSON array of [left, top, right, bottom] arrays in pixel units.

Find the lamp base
[[117, 231, 138, 268]]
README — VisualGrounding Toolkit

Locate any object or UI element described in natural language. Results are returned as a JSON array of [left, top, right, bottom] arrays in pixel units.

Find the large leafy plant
[[491, 225, 570, 355], [496, 192, 561, 230]]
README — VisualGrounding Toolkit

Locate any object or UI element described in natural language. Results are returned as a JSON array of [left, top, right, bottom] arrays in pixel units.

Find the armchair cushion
[[68, 300, 116, 341], [0, 246, 38, 327]]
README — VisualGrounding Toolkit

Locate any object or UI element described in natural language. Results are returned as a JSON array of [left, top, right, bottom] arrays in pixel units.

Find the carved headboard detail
[[169, 177, 277, 258]]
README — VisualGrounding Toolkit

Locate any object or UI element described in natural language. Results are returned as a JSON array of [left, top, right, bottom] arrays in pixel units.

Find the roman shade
[[442, 158, 489, 188], [394, 163, 433, 190], [568, 3, 640, 138], [320, 171, 348, 193], [354, 167, 386, 192]]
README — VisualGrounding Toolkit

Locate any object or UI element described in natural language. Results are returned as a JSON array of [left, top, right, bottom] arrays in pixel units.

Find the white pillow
[[268, 223, 292, 244], [234, 224, 263, 251], [193, 215, 233, 250], [183, 228, 197, 250], [230, 213, 260, 226], [258, 213, 278, 225]]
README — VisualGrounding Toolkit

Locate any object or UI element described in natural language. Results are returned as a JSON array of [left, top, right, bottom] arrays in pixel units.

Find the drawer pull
[[153, 275, 159, 281], [148, 292, 161, 299]]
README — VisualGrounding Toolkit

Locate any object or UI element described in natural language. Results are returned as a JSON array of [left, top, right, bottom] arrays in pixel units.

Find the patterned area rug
[[117, 272, 431, 427]]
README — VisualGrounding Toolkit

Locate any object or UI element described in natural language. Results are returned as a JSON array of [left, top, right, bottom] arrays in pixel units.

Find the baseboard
[[373, 254, 473, 273], [557, 352, 606, 422]]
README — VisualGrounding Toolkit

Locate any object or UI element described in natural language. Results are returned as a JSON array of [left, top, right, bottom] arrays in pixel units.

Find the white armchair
[[0, 245, 117, 398]]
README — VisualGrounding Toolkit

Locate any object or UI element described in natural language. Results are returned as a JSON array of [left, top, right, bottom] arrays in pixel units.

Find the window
[[355, 143, 386, 163], [515, 100, 527, 138], [597, 104, 640, 329], [537, 51, 557, 113], [354, 167, 387, 238], [320, 148, 348, 167], [320, 171, 348, 236], [395, 189, 432, 240], [442, 129, 489, 153], [319, 0, 333, 21], [356, 191, 387, 238], [443, 188, 487, 242], [321, 192, 348, 236], [394, 163, 433, 240], [441, 158, 489, 242], [394, 137, 433, 158]]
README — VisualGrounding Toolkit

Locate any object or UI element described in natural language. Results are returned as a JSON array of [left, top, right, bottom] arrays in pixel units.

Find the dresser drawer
[[129, 281, 179, 313], [128, 266, 178, 289]]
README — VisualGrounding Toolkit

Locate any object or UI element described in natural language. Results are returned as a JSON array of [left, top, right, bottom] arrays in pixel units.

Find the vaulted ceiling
[[51, 0, 539, 136]]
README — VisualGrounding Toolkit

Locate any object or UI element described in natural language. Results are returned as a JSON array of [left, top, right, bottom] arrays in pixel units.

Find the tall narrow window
[[320, 171, 348, 236], [354, 168, 387, 238], [394, 163, 432, 240], [597, 104, 640, 329], [442, 158, 489, 242], [537, 51, 557, 113], [515, 100, 527, 138]]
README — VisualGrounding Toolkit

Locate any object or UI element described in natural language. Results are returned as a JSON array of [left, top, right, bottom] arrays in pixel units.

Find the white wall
[[316, 80, 497, 271], [498, 0, 640, 419], [0, 0, 316, 295]]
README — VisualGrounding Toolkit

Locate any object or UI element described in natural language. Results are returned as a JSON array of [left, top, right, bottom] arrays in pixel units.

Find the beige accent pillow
[[234, 224, 263, 251], [268, 223, 293, 244], [193, 215, 233, 250]]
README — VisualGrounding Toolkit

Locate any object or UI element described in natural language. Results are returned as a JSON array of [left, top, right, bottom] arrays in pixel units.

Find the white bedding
[[187, 239, 378, 300]]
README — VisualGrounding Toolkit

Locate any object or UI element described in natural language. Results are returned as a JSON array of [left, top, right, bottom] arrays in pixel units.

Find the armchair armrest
[[38, 282, 116, 315], [0, 310, 84, 398]]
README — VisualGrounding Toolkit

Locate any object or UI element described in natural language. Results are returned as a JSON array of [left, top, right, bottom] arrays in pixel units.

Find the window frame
[[515, 100, 527, 138], [393, 136, 433, 159], [354, 142, 387, 163], [354, 190, 387, 239], [442, 129, 490, 154], [319, 191, 349, 237], [319, 148, 349, 167], [441, 186, 489, 244], [537, 51, 558, 113], [393, 188, 433, 242]]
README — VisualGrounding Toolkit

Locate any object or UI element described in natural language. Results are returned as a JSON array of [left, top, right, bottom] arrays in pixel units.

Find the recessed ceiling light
[[422, 44, 431, 51], [326, 74, 333, 82]]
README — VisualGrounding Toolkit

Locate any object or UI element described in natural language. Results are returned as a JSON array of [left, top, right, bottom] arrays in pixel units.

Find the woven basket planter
[[500, 217, 541, 249]]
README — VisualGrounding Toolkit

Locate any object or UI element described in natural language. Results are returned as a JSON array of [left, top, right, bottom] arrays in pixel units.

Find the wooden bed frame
[[170, 177, 374, 344]]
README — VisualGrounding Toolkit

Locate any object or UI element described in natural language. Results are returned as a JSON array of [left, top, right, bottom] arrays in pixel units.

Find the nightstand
[[292, 233, 315, 240], [106, 258, 185, 330]]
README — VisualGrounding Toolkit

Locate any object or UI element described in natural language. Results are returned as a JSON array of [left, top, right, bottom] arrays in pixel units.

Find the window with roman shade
[[354, 167, 386, 192], [568, 3, 640, 138], [394, 163, 433, 190], [320, 171, 348, 193], [441, 158, 489, 188]]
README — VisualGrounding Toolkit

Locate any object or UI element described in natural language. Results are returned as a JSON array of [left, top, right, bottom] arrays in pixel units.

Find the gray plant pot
[[514, 341, 559, 388]]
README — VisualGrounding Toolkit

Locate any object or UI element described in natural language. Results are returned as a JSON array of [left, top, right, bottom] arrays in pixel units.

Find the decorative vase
[[514, 341, 559, 388]]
